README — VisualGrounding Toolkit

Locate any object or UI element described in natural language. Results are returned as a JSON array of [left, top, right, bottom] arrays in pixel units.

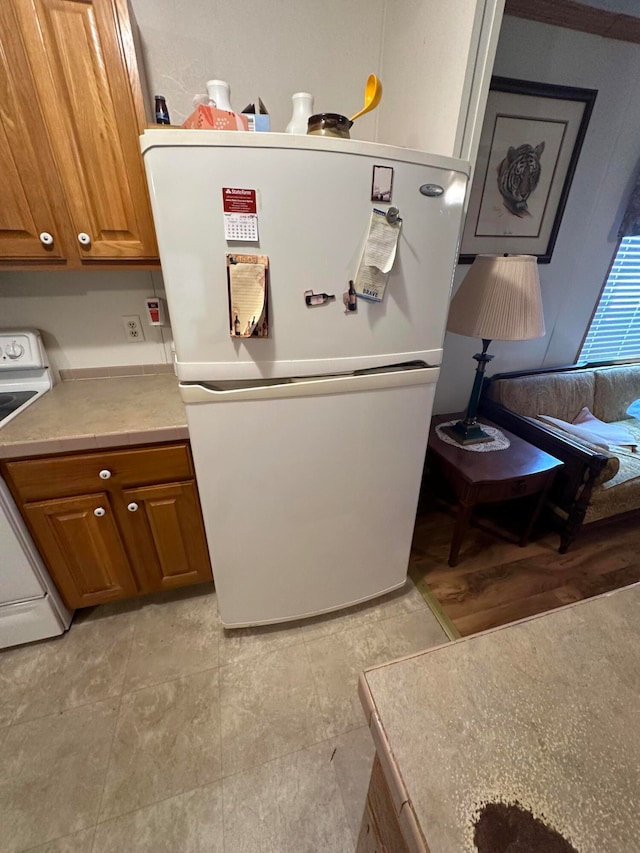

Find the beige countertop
[[0, 374, 188, 459], [359, 584, 640, 853]]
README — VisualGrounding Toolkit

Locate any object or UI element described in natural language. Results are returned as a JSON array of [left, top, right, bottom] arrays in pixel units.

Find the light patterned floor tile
[[13, 609, 137, 724], [220, 643, 326, 776], [299, 579, 427, 643], [26, 828, 95, 853], [100, 669, 221, 821], [299, 599, 384, 643], [93, 783, 223, 853], [222, 741, 353, 853], [373, 578, 430, 620], [305, 622, 393, 738], [0, 700, 117, 853], [0, 642, 43, 728], [380, 608, 449, 659], [218, 620, 305, 668], [124, 585, 219, 691]]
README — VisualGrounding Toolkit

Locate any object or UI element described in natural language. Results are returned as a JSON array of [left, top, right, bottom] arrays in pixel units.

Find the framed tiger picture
[[459, 76, 597, 264]]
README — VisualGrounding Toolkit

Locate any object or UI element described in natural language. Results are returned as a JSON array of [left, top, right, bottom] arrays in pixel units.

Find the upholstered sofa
[[479, 363, 640, 552]]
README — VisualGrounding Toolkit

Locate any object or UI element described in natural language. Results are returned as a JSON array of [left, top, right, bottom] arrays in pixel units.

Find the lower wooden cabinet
[[122, 481, 212, 594], [2, 443, 213, 609], [356, 755, 411, 853], [23, 492, 137, 608]]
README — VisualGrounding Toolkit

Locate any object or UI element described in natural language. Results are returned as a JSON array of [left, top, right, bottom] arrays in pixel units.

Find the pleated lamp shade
[[447, 255, 545, 341]]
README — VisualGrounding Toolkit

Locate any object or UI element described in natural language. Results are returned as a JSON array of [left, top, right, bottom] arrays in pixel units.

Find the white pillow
[[538, 407, 637, 450]]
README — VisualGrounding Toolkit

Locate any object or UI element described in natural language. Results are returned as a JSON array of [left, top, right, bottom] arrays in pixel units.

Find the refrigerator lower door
[[183, 366, 438, 627]]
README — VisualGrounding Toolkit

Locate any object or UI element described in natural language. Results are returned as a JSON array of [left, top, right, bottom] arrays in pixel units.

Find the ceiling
[[504, 0, 640, 42]]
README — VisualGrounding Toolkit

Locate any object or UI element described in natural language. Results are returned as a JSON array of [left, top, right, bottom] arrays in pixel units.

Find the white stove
[[0, 329, 52, 427], [0, 329, 71, 648]]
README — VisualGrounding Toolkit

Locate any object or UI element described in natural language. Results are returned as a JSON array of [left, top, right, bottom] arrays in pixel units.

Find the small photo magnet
[[371, 165, 394, 203]]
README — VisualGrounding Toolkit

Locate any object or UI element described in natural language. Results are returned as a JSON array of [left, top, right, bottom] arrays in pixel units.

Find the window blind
[[579, 236, 640, 362]]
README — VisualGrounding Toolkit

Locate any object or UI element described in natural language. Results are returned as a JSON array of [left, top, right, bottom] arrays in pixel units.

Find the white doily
[[436, 420, 510, 452]]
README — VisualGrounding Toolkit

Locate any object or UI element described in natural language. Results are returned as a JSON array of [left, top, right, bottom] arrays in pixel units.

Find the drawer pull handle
[[127, 502, 139, 512], [94, 507, 106, 517], [78, 232, 91, 246], [39, 232, 54, 246], [99, 469, 112, 480]]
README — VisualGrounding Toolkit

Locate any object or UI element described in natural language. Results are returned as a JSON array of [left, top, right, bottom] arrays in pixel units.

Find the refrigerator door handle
[[180, 365, 440, 404]]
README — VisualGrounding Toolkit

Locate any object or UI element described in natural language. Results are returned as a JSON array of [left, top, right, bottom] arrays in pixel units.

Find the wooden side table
[[428, 414, 563, 566]]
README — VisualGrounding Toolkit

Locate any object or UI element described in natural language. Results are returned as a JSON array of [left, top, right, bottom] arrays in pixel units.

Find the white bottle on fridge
[[285, 92, 314, 134]]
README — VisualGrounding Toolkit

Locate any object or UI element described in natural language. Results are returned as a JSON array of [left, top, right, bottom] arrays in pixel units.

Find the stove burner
[[0, 390, 37, 423]]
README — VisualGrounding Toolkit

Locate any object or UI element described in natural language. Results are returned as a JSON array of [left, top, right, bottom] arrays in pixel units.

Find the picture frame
[[459, 76, 597, 264]]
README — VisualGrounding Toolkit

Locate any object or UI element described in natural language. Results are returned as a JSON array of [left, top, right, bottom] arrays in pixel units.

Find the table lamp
[[443, 254, 545, 445]]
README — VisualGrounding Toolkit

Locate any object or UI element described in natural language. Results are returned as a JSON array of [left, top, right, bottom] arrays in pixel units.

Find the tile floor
[[0, 580, 448, 853]]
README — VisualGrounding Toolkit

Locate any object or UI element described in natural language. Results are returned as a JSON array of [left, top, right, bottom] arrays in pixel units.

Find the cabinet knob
[[127, 502, 139, 512], [78, 232, 91, 246], [94, 507, 106, 517], [99, 469, 112, 480], [39, 232, 54, 246]]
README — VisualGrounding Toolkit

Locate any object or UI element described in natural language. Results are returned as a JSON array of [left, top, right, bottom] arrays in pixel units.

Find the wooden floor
[[409, 497, 640, 637]]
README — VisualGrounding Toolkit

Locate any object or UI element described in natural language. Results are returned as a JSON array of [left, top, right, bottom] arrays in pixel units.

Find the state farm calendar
[[223, 187, 259, 242]]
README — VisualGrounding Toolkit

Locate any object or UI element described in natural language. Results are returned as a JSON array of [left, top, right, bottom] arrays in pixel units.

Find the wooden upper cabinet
[[0, 3, 70, 261], [1, 0, 158, 267]]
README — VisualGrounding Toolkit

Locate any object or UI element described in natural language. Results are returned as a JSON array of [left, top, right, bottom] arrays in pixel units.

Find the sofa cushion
[[593, 364, 640, 421], [487, 370, 595, 421], [587, 467, 640, 521]]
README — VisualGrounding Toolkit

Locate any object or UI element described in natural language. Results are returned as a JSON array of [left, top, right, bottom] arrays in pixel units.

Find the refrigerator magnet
[[342, 281, 358, 313], [371, 165, 393, 203], [227, 254, 269, 337], [304, 290, 335, 307], [223, 188, 259, 242]]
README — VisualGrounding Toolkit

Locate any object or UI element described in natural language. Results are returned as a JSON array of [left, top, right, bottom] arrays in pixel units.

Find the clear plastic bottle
[[285, 92, 314, 134]]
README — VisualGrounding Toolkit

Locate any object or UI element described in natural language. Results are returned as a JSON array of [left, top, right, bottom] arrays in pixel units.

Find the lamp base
[[441, 419, 494, 446]]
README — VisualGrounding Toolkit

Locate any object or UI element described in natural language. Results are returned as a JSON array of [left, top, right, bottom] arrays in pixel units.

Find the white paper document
[[363, 209, 401, 273], [355, 209, 402, 302]]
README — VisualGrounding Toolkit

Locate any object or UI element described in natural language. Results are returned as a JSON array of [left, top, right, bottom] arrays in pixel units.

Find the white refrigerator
[[142, 130, 468, 627]]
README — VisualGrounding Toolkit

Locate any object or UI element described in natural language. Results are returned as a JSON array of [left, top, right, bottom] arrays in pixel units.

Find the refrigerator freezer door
[[184, 367, 439, 626], [142, 131, 468, 381]]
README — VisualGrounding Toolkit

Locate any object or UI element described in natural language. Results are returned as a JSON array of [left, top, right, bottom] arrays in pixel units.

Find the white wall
[[0, 270, 172, 375], [434, 15, 640, 414], [131, 0, 385, 141], [376, 0, 478, 154]]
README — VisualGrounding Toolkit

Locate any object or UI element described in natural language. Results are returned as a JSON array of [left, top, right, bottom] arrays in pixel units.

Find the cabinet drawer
[[4, 443, 193, 502], [479, 470, 553, 504]]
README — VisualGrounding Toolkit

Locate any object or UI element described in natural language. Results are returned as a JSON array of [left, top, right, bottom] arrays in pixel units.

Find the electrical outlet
[[122, 315, 145, 342]]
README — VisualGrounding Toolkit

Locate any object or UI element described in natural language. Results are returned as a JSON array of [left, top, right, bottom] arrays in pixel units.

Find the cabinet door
[[122, 481, 213, 593], [13, 0, 158, 261], [24, 492, 137, 609], [0, 2, 70, 261]]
